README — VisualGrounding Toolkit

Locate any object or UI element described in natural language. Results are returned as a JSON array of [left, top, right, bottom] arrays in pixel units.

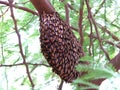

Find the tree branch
[[30, 0, 55, 15], [0, 0, 38, 15], [85, 0, 110, 60], [65, 3, 69, 25], [78, 0, 84, 46], [58, 80, 64, 90], [97, 23, 120, 41], [0, 7, 9, 18], [8, 0, 34, 88], [0, 62, 50, 67], [93, 0, 105, 17], [67, 3, 78, 13], [88, 34, 120, 49]]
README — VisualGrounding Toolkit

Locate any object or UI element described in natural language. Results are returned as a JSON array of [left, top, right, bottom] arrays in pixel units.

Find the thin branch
[[88, 15, 94, 56], [88, 34, 120, 49], [97, 23, 120, 41], [0, 15, 35, 39], [58, 80, 64, 90], [110, 18, 120, 29], [67, 3, 78, 13], [59, 0, 78, 12], [59, 0, 64, 2], [70, 26, 79, 31], [111, 22, 120, 30], [104, 40, 120, 49], [65, 3, 69, 25], [0, 0, 38, 15], [93, 0, 105, 17], [71, 25, 120, 50], [0, 62, 50, 67], [15, 1, 29, 5], [18, 15, 35, 30], [8, 0, 34, 88], [78, 0, 84, 46], [0, 19, 9, 90], [85, 0, 110, 60], [0, 7, 9, 18]]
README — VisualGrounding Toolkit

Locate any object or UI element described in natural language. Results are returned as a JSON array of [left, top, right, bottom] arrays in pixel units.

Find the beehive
[[40, 12, 84, 83]]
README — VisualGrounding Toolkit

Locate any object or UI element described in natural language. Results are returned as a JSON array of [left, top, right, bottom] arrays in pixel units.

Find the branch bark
[[79, 0, 84, 46], [30, 0, 55, 15], [65, 3, 69, 25]]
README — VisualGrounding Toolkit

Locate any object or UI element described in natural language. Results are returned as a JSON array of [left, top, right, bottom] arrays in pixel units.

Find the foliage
[[0, 0, 120, 90]]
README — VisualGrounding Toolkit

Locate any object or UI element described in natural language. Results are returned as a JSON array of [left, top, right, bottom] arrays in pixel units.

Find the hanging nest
[[40, 12, 84, 83]]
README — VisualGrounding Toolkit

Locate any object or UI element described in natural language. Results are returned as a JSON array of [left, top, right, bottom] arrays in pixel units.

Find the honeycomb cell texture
[[40, 12, 84, 83]]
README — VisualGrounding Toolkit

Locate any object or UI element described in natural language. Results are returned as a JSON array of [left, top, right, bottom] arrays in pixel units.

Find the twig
[[88, 13, 94, 56], [85, 0, 110, 60], [58, 80, 64, 90], [70, 26, 79, 31], [71, 23, 120, 51], [78, 0, 84, 46], [0, 15, 35, 39], [59, 0, 78, 12], [97, 23, 120, 41], [104, 40, 120, 49], [67, 3, 78, 13], [0, 62, 50, 67], [88, 34, 120, 49], [18, 15, 35, 30], [65, 3, 69, 25], [110, 14, 120, 29], [93, 0, 105, 17], [59, 0, 64, 2], [0, 20, 9, 90], [0, 7, 9, 18], [111, 22, 120, 30], [15, 1, 29, 5], [0, 0, 38, 15], [8, 0, 34, 88]]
